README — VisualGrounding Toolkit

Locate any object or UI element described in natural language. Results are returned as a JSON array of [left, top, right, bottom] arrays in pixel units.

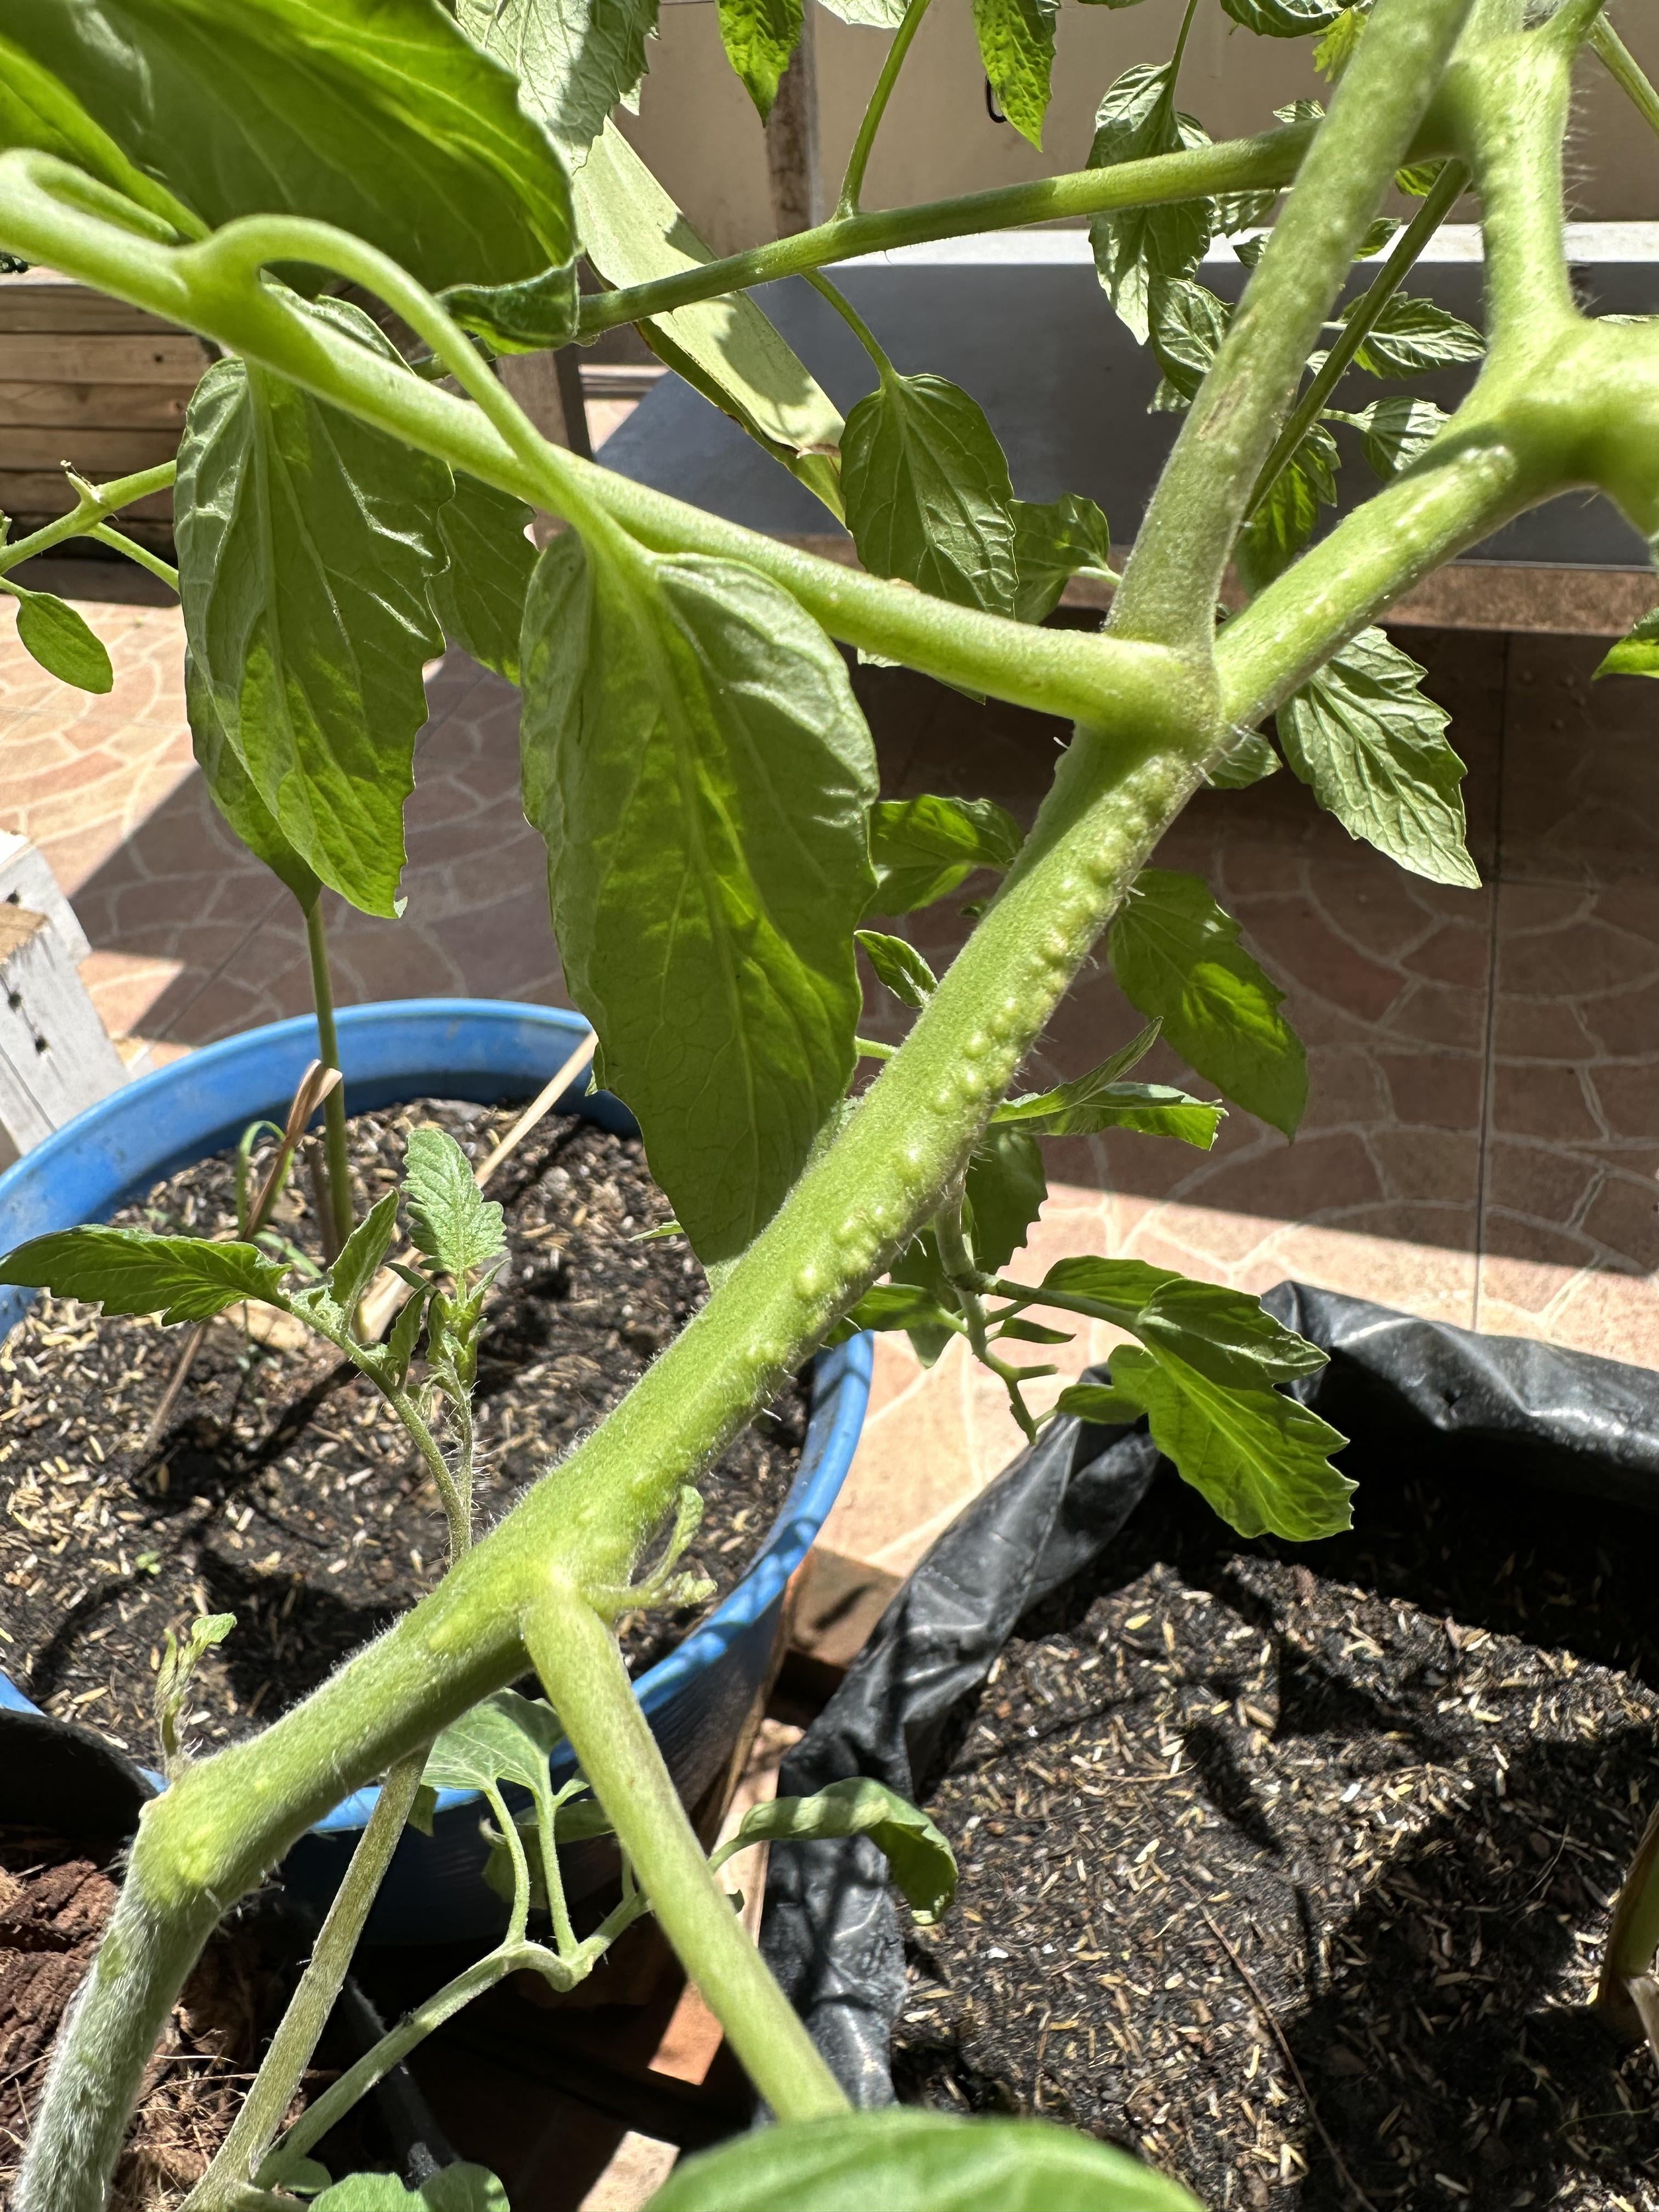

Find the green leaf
[[972, 0, 1058, 149], [964, 1126, 1046, 1273], [2, 0, 573, 294], [841, 373, 1019, 616], [727, 1778, 957, 1925], [1054, 1381, 1143, 1424], [1596, 607, 1659, 679], [1314, 3, 1368, 75], [0, 1226, 290, 1326], [1344, 292, 1483, 377], [5, 588, 112, 693], [718, 0, 802, 118], [1355, 216, 1400, 258], [1207, 730, 1280, 789], [1237, 426, 1339, 588], [441, 263, 579, 353], [573, 122, 844, 517], [1221, 0, 1342, 34], [422, 1688, 565, 1797], [327, 1189, 400, 1320], [1133, 1277, 1329, 1389], [1037, 1252, 1180, 1310], [831, 1279, 961, 1347], [1105, 1344, 1353, 1541], [651, 2112, 1205, 2212], [175, 307, 450, 918], [1010, 494, 1113, 624], [998, 1076, 1222, 1149], [1108, 870, 1307, 1137], [1349, 394, 1448, 477], [430, 475, 538, 686], [385, 1278, 432, 1386], [1088, 66, 1213, 343], [856, 929, 938, 1010], [995, 1316, 1072, 1344], [815, 0, 907, 19], [454, 0, 658, 172], [521, 532, 877, 1265], [866, 794, 1024, 918], [887, 1233, 962, 1368], [1396, 156, 1448, 198], [1149, 279, 1230, 407], [313, 2167, 510, 2212], [187, 661, 321, 906], [0, 29, 203, 234], [1278, 628, 1478, 888], [404, 1128, 506, 1280]]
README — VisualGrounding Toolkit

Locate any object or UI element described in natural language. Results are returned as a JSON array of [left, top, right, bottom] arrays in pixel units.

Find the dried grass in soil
[[0, 1107, 803, 1759], [894, 1464, 1659, 2210], [0, 1829, 283, 2207]]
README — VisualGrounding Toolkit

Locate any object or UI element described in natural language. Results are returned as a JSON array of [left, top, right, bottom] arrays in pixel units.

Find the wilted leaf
[[521, 532, 876, 1265], [1108, 871, 1307, 1137], [1278, 629, 1477, 887], [0, 1227, 290, 1326]]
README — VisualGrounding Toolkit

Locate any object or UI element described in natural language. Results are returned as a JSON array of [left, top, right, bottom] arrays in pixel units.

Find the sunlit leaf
[[866, 794, 1023, 918], [1596, 607, 1659, 680], [725, 1777, 957, 1924], [454, 0, 658, 171], [856, 929, 938, 1010], [1088, 65, 1213, 343], [1347, 394, 1448, 477], [187, 662, 321, 906], [964, 1125, 1046, 1272], [973, 0, 1058, 149], [326, 1190, 400, 1322], [1011, 494, 1113, 624], [405, 1129, 506, 1281], [718, 0, 802, 117], [1344, 292, 1483, 377], [841, 373, 1018, 616], [5, 588, 111, 693], [1221, 0, 1342, 34], [0, 1227, 289, 1326], [313, 2166, 510, 2212]]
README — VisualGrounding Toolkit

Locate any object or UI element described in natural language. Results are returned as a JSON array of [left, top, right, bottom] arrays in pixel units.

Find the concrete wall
[[619, 0, 1659, 256]]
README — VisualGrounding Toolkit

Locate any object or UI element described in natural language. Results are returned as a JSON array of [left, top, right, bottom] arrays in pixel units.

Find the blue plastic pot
[[0, 999, 871, 1942]]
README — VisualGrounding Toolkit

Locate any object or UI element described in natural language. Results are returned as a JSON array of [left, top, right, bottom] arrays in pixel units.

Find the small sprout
[[155, 1611, 236, 1776]]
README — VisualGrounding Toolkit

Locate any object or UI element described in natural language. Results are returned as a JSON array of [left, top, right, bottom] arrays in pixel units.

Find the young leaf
[[840, 374, 1019, 616], [0, 1226, 290, 1325], [997, 1077, 1223, 1149], [1149, 279, 1231, 407], [430, 475, 538, 687], [5, 588, 112, 693], [441, 263, 579, 354], [1133, 1276, 1329, 1388], [1220, 0, 1342, 34], [1278, 628, 1479, 888], [972, 0, 1059, 149], [718, 0, 802, 118], [856, 929, 938, 1010], [964, 1126, 1046, 1273], [1054, 1380, 1143, 1424], [1345, 292, 1483, 377], [1207, 730, 1281, 789], [176, 307, 451, 919], [422, 1688, 566, 1798], [1104, 1344, 1353, 1541], [187, 662, 321, 906], [326, 1189, 401, 1320], [1088, 65, 1213, 343], [1108, 871, 1307, 1137], [1348, 394, 1448, 477], [404, 1129, 506, 1280], [574, 123, 844, 517], [521, 533, 877, 1266], [651, 2112, 1205, 2212], [454, 0, 658, 172], [830, 1279, 961, 1347], [1011, 494, 1113, 624], [724, 1777, 957, 1925], [385, 1279, 433, 1386], [866, 794, 1024, 918], [1596, 608, 1659, 680], [155, 1611, 235, 1773], [7, 0, 573, 294], [1314, 2, 1367, 74], [313, 2167, 510, 2212]]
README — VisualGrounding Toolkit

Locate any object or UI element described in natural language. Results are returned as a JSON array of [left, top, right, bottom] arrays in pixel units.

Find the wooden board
[[0, 382, 191, 430], [0, 279, 180, 337], [0, 425, 184, 470], [0, 333, 205, 385]]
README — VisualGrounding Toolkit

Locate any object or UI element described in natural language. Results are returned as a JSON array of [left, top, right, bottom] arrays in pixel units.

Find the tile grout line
[[1470, 630, 1512, 1335]]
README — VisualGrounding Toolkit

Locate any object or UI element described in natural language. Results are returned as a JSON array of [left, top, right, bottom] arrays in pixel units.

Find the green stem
[[1169, 0, 1203, 84], [87, 521, 180, 590], [837, 0, 935, 216], [525, 1591, 847, 2121], [1109, 0, 1479, 654], [303, 895, 355, 1260], [578, 121, 1321, 337], [0, 459, 177, 576], [936, 1205, 1040, 1440], [807, 269, 895, 376], [389, 1383, 471, 1558], [1589, 14, 1659, 136], [184, 1750, 430, 2210], [1244, 158, 1468, 522]]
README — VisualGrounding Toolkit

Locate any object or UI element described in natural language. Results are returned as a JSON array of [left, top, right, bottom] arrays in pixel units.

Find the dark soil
[[893, 1460, 1659, 2210], [0, 1105, 805, 1763], [0, 1826, 283, 2207]]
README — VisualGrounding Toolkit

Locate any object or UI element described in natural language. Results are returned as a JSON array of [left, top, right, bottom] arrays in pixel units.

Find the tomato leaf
[[0, 1227, 290, 1326], [521, 533, 876, 1265], [1278, 628, 1479, 888], [972, 0, 1058, 149], [718, 0, 802, 118], [964, 1126, 1046, 1273], [866, 794, 1023, 918], [1108, 871, 1307, 1137], [856, 929, 938, 1010], [1010, 494, 1113, 624], [841, 373, 1019, 616], [1088, 65, 1214, 343], [6, 587, 112, 694], [1596, 607, 1659, 680], [725, 1777, 956, 1924], [404, 1129, 506, 1280], [1220, 0, 1342, 35], [453, 0, 658, 171], [430, 475, 539, 687]]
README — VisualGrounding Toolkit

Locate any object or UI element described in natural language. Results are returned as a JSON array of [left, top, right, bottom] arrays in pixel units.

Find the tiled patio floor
[[2, 578, 1656, 1581]]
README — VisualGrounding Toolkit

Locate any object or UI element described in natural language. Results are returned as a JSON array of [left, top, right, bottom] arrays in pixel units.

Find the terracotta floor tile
[[1500, 633, 1659, 887]]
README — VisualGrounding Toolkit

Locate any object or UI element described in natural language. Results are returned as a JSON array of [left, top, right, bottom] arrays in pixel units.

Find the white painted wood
[[0, 833, 91, 961], [0, 906, 126, 1162]]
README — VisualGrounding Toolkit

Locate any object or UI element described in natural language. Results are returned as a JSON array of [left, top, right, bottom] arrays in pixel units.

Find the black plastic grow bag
[[758, 1282, 1659, 2103]]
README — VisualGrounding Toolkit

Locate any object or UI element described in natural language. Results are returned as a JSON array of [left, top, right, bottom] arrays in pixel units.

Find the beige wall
[[620, 0, 1659, 256]]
